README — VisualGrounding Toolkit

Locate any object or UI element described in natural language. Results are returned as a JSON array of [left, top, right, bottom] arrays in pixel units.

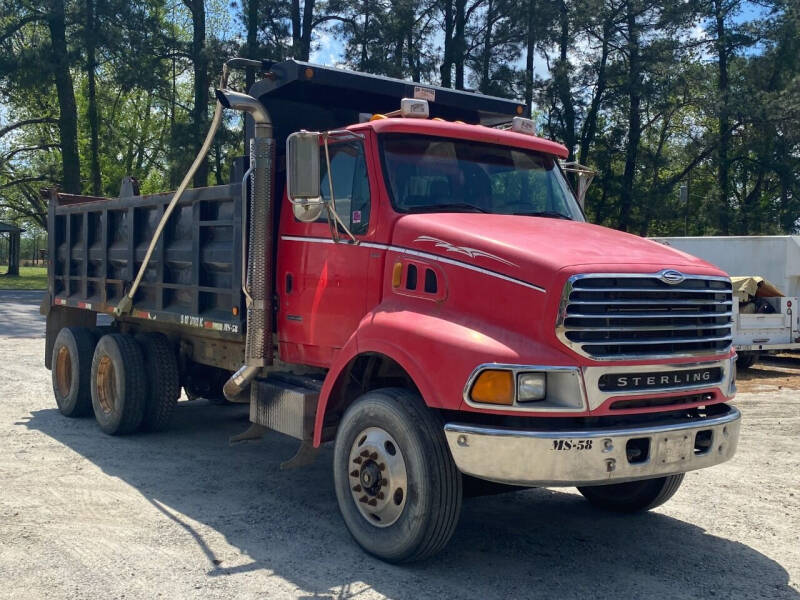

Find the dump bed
[[247, 59, 526, 149], [46, 182, 245, 339]]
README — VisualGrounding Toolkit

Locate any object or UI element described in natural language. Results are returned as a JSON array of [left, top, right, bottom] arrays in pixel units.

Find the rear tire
[[135, 333, 180, 432], [736, 351, 759, 370], [51, 327, 96, 418], [577, 473, 685, 513], [183, 363, 230, 403], [90, 334, 147, 435], [333, 388, 462, 563]]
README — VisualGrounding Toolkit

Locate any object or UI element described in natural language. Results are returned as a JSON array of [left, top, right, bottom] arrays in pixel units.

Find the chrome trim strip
[[562, 272, 732, 282], [569, 298, 731, 306], [565, 311, 734, 319], [571, 286, 733, 294], [556, 272, 734, 361], [281, 235, 546, 293], [462, 363, 587, 413], [580, 334, 733, 347], [568, 323, 733, 332], [582, 358, 734, 410], [443, 405, 741, 487], [445, 405, 740, 440]]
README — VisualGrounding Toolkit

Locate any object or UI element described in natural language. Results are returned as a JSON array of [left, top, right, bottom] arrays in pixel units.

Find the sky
[[211, 0, 774, 88]]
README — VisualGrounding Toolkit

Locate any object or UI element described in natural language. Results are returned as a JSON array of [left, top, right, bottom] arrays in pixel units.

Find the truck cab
[[44, 59, 741, 563]]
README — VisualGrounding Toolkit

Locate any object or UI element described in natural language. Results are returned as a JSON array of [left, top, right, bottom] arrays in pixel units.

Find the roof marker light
[[400, 98, 429, 118], [511, 116, 536, 136]]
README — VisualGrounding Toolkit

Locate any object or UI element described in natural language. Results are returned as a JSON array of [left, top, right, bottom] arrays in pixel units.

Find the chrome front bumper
[[443, 405, 740, 487]]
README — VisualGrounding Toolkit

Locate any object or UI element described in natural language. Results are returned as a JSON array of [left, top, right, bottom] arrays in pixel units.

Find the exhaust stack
[[217, 89, 275, 402]]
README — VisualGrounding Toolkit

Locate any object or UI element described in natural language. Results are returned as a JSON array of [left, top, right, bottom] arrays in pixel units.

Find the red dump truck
[[43, 59, 740, 562]]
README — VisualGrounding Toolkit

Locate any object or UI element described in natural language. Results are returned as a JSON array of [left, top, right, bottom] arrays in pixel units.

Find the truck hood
[[391, 213, 724, 291]]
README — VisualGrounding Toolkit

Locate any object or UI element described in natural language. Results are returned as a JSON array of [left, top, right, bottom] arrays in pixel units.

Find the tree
[[46, 0, 82, 194], [183, 0, 210, 187]]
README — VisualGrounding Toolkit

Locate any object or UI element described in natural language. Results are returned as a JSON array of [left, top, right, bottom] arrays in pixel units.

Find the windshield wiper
[[513, 210, 572, 220], [407, 203, 489, 214]]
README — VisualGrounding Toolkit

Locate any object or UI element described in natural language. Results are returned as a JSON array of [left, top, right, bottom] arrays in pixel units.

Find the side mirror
[[287, 131, 321, 201]]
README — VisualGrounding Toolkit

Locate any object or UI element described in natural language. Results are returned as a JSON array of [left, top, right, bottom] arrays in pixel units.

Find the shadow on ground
[[22, 402, 797, 599]]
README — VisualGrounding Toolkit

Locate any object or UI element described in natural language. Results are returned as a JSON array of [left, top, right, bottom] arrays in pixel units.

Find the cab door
[[277, 135, 377, 366]]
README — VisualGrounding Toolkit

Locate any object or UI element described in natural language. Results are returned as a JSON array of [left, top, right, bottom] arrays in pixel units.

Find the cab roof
[[356, 117, 569, 159]]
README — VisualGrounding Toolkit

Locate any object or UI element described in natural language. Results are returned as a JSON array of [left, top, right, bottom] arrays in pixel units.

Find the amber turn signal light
[[470, 370, 513, 405], [392, 262, 403, 288]]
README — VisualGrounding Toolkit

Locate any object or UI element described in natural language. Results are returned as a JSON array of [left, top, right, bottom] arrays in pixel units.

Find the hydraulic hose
[[113, 56, 277, 404], [114, 68, 229, 317]]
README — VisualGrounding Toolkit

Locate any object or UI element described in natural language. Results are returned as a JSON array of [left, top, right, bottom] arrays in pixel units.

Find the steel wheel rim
[[348, 427, 408, 528], [95, 355, 117, 415], [55, 346, 72, 398]]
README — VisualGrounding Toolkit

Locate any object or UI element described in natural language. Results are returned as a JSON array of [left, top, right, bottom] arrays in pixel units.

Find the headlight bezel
[[465, 364, 587, 412]]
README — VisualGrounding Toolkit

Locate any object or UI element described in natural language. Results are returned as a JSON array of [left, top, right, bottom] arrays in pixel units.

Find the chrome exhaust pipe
[[215, 89, 272, 137], [223, 364, 260, 402], [217, 89, 275, 401]]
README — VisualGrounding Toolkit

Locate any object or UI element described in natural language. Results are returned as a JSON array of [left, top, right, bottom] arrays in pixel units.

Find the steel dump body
[[47, 183, 245, 340]]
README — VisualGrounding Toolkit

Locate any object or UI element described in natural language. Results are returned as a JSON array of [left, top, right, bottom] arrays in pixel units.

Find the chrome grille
[[556, 273, 733, 359]]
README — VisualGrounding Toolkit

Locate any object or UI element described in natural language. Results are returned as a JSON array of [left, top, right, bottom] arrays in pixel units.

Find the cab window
[[315, 141, 371, 235]]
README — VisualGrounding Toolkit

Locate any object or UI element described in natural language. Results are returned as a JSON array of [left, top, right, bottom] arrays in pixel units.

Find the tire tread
[[334, 387, 462, 563], [578, 473, 685, 513], [52, 327, 96, 417], [135, 333, 180, 432], [91, 333, 147, 435]]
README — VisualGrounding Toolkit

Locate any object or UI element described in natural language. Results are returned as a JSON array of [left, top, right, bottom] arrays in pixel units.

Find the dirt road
[[1, 290, 798, 599]]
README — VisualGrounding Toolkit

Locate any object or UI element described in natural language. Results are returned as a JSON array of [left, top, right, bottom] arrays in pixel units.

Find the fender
[[312, 302, 576, 446]]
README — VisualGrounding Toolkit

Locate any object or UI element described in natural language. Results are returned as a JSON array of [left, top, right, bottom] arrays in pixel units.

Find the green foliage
[[0, 0, 797, 236], [0, 266, 47, 289]]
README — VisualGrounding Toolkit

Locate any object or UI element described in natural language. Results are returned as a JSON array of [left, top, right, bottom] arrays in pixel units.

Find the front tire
[[90, 334, 147, 435], [577, 473, 685, 513], [333, 388, 462, 563], [736, 351, 759, 370]]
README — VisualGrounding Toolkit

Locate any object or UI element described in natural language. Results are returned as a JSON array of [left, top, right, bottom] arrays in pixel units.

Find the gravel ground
[[0, 290, 798, 599]]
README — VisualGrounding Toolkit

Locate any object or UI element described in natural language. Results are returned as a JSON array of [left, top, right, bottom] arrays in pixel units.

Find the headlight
[[518, 372, 546, 402]]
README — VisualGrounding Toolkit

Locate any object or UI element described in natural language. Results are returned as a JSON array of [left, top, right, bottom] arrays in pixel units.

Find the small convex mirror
[[287, 131, 321, 201]]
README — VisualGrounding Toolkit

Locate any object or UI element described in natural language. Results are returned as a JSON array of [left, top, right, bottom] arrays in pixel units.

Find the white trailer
[[651, 236, 800, 368]]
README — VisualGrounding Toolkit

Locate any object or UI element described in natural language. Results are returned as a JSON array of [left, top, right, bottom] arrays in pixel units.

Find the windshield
[[380, 134, 584, 221]]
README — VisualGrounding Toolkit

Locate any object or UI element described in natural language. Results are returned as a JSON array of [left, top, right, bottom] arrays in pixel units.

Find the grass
[[0, 266, 48, 290]]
